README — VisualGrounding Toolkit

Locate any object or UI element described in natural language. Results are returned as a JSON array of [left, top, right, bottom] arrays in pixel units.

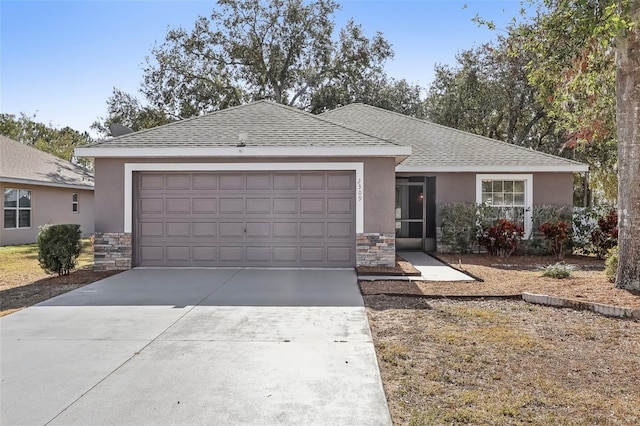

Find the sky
[[0, 0, 530, 136]]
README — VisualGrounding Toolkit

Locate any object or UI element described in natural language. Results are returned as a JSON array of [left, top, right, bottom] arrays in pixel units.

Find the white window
[[72, 193, 79, 213], [4, 189, 32, 229], [476, 174, 533, 236]]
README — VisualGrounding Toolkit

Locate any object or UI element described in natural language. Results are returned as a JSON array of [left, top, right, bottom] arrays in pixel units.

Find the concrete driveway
[[0, 268, 391, 426]]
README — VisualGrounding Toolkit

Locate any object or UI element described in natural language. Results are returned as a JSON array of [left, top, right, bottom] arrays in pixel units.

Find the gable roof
[[75, 100, 411, 162], [0, 135, 94, 190], [320, 104, 588, 173]]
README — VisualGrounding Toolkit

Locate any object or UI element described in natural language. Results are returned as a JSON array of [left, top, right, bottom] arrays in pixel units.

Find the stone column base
[[93, 232, 132, 271], [356, 233, 395, 267]]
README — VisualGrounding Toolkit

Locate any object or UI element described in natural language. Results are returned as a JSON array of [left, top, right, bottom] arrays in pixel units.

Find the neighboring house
[[75, 101, 587, 270], [1, 135, 94, 246]]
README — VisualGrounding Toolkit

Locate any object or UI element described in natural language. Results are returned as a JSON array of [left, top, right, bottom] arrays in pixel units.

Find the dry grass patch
[[366, 296, 640, 425], [0, 240, 119, 316]]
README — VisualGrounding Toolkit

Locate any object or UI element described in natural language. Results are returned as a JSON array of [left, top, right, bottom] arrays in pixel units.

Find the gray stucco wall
[[93, 157, 397, 235], [0, 182, 94, 246]]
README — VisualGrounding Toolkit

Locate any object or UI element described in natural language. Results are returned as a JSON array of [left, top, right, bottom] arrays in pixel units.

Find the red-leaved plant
[[591, 209, 618, 259], [540, 220, 570, 259], [478, 219, 524, 258]]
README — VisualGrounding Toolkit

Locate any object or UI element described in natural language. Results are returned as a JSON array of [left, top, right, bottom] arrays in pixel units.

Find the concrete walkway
[[359, 251, 475, 282], [0, 268, 391, 426]]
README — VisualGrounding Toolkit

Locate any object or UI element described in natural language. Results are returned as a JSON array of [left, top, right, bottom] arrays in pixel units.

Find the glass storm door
[[395, 181, 425, 250]]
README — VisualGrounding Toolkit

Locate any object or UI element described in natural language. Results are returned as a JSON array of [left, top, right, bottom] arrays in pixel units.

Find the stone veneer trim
[[93, 232, 132, 271], [356, 232, 396, 267]]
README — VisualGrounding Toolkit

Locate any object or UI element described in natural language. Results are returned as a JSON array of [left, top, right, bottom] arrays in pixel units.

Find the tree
[[94, 0, 425, 134], [0, 113, 93, 168], [513, 0, 639, 289], [425, 39, 558, 151], [615, 0, 640, 289], [91, 89, 173, 136]]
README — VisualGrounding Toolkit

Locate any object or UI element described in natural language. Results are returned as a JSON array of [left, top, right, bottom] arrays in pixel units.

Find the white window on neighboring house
[[476, 174, 533, 236], [4, 188, 32, 229], [72, 192, 79, 213]]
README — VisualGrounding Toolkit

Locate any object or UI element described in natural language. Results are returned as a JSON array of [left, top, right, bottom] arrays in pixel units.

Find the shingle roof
[[0, 135, 94, 189], [320, 104, 588, 172], [86, 100, 401, 149]]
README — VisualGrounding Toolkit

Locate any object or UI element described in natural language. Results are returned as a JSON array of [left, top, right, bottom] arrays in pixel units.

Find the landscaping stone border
[[522, 292, 640, 320], [360, 288, 640, 320]]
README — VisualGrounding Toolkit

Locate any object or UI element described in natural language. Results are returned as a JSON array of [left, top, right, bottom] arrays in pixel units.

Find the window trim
[[476, 174, 533, 237], [3, 188, 32, 229], [72, 192, 79, 213]]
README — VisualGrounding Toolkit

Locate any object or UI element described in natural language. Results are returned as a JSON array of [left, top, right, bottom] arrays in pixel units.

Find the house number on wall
[[357, 178, 363, 201]]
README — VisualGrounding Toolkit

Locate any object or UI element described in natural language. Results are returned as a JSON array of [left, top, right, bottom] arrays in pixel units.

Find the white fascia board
[[76, 146, 411, 158], [396, 164, 589, 173], [123, 162, 364, 234], [0, 177, 94, 191]]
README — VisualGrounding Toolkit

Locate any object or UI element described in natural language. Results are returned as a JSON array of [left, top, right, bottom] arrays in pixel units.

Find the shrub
[[440, 203, 478, 253], [572, 205, 615, 256], [591, 209, 618, 259], [541, 262, 574, 279], [37, 224, 82, 276], [440, 203, 501, 253], [605, 246, 619, 283], [539, 220, 570, 259], [477, 219, 524, 258]]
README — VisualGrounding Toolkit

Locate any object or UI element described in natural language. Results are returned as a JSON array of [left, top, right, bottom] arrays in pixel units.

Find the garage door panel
[[246, 174, 272, 190], [166, 174, 191, 190], [135, 171, 355, 267], [191, 246, 218, 262], [166, 246, 190, 261], [140, 174, 164, 190], [139, 198, 163, 214], [327, 173, 352, 189], [219, 246, 244, 262], [219, 222, 244, 237], [166, 198, 190, 214], [140, 222, 164, 237], [273, 198, 298, 214], [328, 247, 353, 262], [246, 246, 271, 261], [166, 222, 190, 237], [273, 173, 298, 189], [246, 198, 270, 214], [327, 198, 352, 214], [246, 222, 271, 238], [327, 222, 352, 238], [219, 198, 244, 214], [300, 198, 325, 214], [192, 174, 217, 190], [273, 247, 297, 262], [192, 198, 217, 213], [192, 222, 217, 237], [140, 246, 163, 261], [219, 174, 244, 190], [192, 246, 217, 261], [273, 222, 298, 238], [300, 222, 325, 238], [300, 173, 325, 189], [301, 247, 325, 262]]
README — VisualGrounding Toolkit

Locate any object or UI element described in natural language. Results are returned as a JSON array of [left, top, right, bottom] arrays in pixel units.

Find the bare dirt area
[[366, 296, 640, 425], [361, 254, 640, 310]]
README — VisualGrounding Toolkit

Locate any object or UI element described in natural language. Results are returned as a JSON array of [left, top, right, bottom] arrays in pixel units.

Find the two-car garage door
[[133, 171, 356, 267]]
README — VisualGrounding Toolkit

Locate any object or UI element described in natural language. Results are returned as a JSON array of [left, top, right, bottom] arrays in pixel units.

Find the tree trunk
[[615, 0, 640, 289]]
